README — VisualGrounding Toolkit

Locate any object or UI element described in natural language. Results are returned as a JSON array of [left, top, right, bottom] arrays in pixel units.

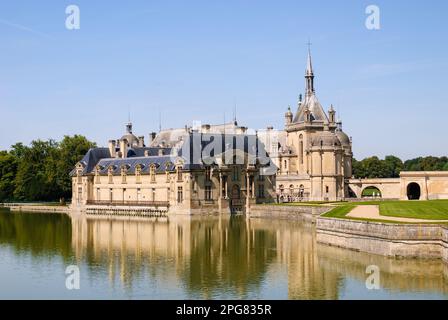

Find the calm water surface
[[0, 208, 447, 299]]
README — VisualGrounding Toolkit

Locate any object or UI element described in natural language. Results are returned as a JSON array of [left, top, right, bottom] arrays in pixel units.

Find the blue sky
[[0, 0, 447, 160]]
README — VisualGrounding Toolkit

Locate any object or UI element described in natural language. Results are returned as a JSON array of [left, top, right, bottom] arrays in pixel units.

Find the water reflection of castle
[[69, 214, 448, 299], [70, 214, 340, 298]]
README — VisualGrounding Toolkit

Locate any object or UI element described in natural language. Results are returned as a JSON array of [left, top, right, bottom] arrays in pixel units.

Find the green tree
[[0, 152, 18, 201], [54, 135, 96, 199], [13, 140, 58, 201], [384, 155, 403, 178]]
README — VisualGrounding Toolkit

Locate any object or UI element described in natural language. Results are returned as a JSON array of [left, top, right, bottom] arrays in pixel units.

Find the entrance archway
[[361, 186, 382, 198], [231, 185, 240, 199], [407, 183, 421, 200]]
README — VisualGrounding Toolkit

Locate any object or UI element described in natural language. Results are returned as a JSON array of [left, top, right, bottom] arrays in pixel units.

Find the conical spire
[[305, 42, 315, 98], [306, 47, 313, 75]]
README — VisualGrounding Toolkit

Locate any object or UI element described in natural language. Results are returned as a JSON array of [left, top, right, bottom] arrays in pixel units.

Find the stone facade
[[259, 49, 353, 202], [71, 123, 276, 215]]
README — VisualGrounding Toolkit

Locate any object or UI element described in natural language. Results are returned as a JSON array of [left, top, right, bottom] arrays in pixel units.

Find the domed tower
[[277, 47, 353, 201]]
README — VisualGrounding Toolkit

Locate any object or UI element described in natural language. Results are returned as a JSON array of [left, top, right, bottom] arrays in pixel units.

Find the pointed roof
[[293, 93, 329, 123], [306, 48, 313, 75]]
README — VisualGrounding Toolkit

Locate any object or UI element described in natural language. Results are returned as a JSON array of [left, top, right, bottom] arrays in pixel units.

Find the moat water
[[0, 208, 447, 299]]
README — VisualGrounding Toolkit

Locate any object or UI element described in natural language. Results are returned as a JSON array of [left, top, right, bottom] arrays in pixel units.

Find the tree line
[[352, 155, 448, 179], [0, 135, 96, 202]]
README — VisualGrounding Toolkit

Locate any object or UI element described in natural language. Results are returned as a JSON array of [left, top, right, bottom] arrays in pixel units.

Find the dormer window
[[94, 166, 101, 184], [135, 164, 142, 184], [108, 166, 114, 184], [121, 165, 128, 184], [150, 164, 156, 183], [177, 166, 183, 182]]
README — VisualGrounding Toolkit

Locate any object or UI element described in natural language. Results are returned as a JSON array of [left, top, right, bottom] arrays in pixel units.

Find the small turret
[[328, 104, 336, 124], [285, 105, 293, 126]]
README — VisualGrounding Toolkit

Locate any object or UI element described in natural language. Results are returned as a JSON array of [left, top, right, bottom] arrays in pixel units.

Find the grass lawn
[[380, 200, 448, 220], [322, 200, 448, 221]]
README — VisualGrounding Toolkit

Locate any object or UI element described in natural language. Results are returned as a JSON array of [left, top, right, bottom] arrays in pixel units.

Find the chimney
[[119, 139, 128, 158], [108, 140, 116, 158], [138, 136, 145, 147], [148, 132, 157, 146]]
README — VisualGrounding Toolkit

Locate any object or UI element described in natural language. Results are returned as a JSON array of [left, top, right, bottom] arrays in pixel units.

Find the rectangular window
[[152, 188, 156, 202], [205, 186, 212, 201], [108, 173, 113, 184], [77, 187, 82, 204], [177, 168, 183, 182], [77, 174, 82, 184], [96, 188, 100, 200], [177, 187, 183, 204], [109, 189, 113, 202]]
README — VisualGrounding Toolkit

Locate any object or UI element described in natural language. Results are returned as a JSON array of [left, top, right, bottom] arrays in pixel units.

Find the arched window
[[279, 184, 284, 194], [299, 185, 304, 198], [289, 184, 294, 195]]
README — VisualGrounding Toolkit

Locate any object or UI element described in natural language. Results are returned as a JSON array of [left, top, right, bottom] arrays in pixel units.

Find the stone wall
[[250, 204, 331, 222], [9, 205, 69, 214], [316, 217, 448, 261]]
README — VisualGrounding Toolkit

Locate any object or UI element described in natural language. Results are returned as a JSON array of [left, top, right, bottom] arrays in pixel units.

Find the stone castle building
[[71, 122, 276, 215], [71, 49, 448, 213], [259, 49, 353, 202]]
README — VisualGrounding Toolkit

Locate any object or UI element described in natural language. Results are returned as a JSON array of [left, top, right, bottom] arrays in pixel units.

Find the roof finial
[[306, 38, 313, 75]]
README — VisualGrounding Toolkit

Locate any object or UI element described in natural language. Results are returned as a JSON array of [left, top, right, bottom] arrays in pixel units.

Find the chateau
[[71, 49, 448, 215], [71, 121, 276, 215]]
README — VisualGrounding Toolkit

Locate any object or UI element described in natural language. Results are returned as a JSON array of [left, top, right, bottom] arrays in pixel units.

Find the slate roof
[[72, 132, 274, 176], [293, 93, 329, 123]]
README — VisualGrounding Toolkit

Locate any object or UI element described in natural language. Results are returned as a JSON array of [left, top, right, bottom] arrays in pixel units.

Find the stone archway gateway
[[361, 186, 382, 198], [407, 182, 421, 200]]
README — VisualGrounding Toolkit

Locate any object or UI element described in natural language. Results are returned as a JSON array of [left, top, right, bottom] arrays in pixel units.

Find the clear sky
[[0, 0, 447, 160]]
